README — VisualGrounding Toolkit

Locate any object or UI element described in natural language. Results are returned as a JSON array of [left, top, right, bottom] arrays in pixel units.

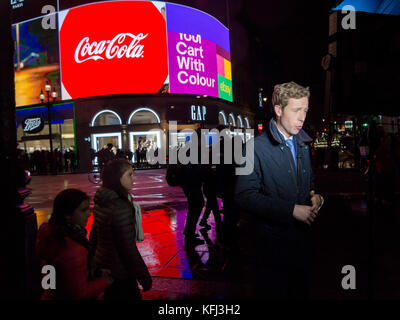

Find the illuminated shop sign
[[345, 120, 353, 129], [23, 115, 44, 133], [11, 0, 24, 10], [190, 105, 207, 121], [12, 1, 233, 107], [16, 103, 74, 128]]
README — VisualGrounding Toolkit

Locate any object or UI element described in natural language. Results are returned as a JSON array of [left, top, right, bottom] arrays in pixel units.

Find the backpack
[[166, 163, 183, 186]]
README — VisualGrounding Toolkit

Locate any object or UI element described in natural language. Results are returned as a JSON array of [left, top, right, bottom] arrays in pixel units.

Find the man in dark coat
[[235, 81, 324, 299], [180, 132, 206, 247], [215, 133, 238, 246]]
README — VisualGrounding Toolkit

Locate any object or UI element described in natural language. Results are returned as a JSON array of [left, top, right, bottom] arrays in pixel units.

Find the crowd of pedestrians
[[92, 144, 142, 171], [169, 127, 240, 250], [20, 147, 78, 174], [36, 159, 150, 300]]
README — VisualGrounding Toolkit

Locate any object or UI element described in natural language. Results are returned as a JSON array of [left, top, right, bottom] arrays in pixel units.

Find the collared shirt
[[277, 126, 297, 170], [276, 126, 293, 141]]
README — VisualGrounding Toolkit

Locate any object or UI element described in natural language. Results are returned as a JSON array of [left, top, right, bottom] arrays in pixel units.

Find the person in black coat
[[235, 82, 324, 299], [91, 159, 152, 299], [180, 134, 206, 247], [215, 132, 238, 247], [199, 163, 222, 238]]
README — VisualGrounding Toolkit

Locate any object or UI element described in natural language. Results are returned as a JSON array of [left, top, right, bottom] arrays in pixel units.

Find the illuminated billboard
[[165, 2, 232, 100], [12, 14, 60, 107], [12, 1, 233, 107]]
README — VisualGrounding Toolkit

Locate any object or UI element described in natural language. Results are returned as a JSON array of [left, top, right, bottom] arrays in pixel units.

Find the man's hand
[[310, 190, 323, 214], [293, 204, 317, 226]]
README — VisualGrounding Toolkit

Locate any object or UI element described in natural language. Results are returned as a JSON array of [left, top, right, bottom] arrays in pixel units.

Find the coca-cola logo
[[74, 33, 148, 63], [23, 116, 44, 133], [59, 1, 168, 99]]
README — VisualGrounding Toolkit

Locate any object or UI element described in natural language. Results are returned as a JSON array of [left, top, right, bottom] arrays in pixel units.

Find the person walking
[[180, 135, 206, 247], [215, 132, 238, 247], [91, 159, 152, 300], [36, 189, 112, 300], [199, 163, 222, 240]]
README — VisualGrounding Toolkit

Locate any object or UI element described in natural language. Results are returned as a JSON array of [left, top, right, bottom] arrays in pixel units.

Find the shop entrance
[[91, 133, 122, 153]]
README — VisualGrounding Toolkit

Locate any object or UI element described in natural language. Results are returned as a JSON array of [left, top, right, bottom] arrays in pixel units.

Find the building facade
[[12, 1, 255, 172]]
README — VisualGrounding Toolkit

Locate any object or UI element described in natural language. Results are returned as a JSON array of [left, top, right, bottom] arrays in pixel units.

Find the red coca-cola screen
[[59, 1, 169, 99]]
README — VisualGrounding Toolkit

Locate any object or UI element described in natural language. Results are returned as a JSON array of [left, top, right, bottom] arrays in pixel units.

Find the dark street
[[2, 0, 400, 308], [25, 168, 400, 299]]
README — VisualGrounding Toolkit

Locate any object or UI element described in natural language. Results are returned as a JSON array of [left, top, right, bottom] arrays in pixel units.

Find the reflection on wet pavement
[[27, 169, 245, 299]]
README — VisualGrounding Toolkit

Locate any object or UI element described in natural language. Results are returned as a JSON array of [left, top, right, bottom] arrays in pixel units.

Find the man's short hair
[[272, 81, 310, 111]]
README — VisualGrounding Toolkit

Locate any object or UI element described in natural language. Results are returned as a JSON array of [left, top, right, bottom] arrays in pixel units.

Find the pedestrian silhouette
[[91, 159, 152, 300], [36, 189, 112, 299]]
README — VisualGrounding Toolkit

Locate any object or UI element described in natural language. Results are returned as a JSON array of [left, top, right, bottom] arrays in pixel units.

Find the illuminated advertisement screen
[[166, 3, 232, 101], [12, 14, 60, 107], [12, 1, 232, 107]]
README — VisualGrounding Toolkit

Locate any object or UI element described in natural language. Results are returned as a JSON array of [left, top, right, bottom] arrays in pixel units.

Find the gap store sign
[[58, 1, 233, 102]]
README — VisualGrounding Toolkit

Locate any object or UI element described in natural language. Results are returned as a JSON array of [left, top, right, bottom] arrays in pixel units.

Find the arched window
[[218, 111, 227, 126], [91, 110, 122, 127], [228, 113, 236, 127], [244, 117, 251, 129], [128, 108, 161, 124], [237, 115, 244, 128]]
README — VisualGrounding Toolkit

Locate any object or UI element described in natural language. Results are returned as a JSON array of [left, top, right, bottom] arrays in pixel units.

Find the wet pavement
[[26, 168, 400, 299], [27, 169, 249, 299]]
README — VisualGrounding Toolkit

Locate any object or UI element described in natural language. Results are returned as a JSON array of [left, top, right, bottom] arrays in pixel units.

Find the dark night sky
[[169, 0, 339, 122]]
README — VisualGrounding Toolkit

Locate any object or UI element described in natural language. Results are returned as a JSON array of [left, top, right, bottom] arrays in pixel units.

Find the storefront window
[[169, 131, 193, 149], [244, 117, 251, 129], [128, 108, 160, 124], [91, 110, 122, 126], [91, 133, 122, 152], [16, 103, 75, 154], [228, 113, 236, 127], [129, 131, 161, 163], [218, 111, 227, 126], [237, 115, 244, 128]]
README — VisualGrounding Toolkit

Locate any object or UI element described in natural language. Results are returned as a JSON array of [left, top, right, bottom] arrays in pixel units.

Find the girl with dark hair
[[36, 188, 112, 300], [91, 159, 151, 300]]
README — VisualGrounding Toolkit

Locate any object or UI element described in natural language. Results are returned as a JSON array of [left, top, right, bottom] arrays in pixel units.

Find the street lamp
[[39, 89, 45, 102], [51, 90, 57, 101], [45, 82, 51, 94]]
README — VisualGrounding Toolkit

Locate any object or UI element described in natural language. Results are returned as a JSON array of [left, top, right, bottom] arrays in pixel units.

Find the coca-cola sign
[[23, 116, 44, 133], [59, 1, 168, 100], [74, 33, 148, 63]]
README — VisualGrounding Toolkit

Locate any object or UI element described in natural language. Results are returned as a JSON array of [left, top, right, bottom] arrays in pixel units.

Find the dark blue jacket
[[235, 119, 315, 267]]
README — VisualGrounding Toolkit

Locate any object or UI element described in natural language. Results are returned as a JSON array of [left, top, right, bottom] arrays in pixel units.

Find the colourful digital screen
[[12, 1, 233, 107], [165, 2, 232, 101], [334, 0, 400, 15], [12, 15, 60, 107]]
